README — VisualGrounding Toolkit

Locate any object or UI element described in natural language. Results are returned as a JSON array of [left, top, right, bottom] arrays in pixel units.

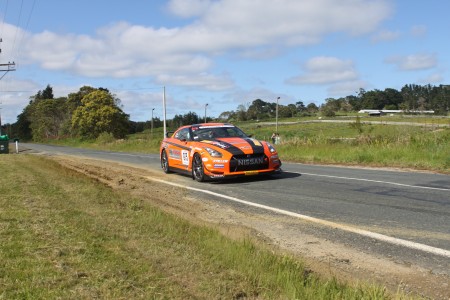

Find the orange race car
[[160, 123, 282, 181]]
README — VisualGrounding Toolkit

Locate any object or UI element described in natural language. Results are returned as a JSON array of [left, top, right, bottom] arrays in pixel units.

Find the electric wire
[[15, 0, 36, 62], [0, 0, 10, 36]]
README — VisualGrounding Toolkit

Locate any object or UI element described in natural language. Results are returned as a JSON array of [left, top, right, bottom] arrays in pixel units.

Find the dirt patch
[[51, 155, 449, 299]]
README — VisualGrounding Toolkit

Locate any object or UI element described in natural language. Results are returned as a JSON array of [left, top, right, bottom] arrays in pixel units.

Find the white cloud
[[385, 53, 437, 71], [328, 80, 369, 97], [411, 25, 427, 37], [167, 0, 213, 18], [155, 72, 235, 91], [0, 78, 39, 124], [371, 30, 401, 43], [419, 72, 443, 84], [223, 87, 285, 106], [0, 0, 394, 122], [12, 0, 391, 80], [286, 56, 358, 85]]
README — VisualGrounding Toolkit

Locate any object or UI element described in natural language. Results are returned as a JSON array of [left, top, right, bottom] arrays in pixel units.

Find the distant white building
[[358, 109, 435, 115]]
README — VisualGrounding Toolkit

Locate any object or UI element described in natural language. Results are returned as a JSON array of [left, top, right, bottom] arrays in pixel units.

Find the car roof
[[191, 123, 232, 127], [176, 123, 233, 130]]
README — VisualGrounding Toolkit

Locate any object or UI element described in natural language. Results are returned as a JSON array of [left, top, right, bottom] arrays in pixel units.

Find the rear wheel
[[161, 150, 171, 173], [192, 153, 205, 182]]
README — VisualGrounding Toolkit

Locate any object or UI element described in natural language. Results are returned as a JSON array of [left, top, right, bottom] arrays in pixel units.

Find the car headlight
[[204, 147, 222, 157], [267, 143, 277, 153]]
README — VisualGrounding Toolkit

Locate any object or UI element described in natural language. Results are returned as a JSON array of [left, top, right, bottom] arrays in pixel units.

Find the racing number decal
[[181, 150, 190, 165]]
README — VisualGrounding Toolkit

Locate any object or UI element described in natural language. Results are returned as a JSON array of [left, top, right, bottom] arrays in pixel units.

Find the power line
[[15, 0, 36, 61], [0, 0, 10, 36], [10, 0, 24, 57]]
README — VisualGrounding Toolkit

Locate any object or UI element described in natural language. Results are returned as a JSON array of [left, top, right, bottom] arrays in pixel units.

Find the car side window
[[174, 128, 190, 141]]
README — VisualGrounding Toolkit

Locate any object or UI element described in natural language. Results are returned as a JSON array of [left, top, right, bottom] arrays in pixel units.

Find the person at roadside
[[271, 132, 276, 144]]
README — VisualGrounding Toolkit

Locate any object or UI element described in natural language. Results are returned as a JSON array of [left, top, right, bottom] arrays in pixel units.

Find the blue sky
[[0, 0, 448, 124]]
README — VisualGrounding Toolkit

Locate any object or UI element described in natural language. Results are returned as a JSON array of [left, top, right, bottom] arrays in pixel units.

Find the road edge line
[[145, 176, 450, 259]]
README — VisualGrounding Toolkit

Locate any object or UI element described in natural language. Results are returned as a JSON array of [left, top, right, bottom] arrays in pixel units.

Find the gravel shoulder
[[46, 154, 450, 299]]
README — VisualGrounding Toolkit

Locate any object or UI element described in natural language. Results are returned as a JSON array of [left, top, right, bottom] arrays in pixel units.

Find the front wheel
[[192, 153, 205, 182], [161, 150, 171, 173]]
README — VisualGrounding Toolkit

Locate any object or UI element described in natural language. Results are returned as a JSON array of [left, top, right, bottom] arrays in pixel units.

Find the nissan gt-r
[[160, 123, 282, 182]]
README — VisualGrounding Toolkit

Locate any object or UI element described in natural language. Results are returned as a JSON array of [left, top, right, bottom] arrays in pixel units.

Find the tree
[[247, 99, 272, 120], [218, 111, 235, 121], [182, 111, 200, 125], [29, 98, 67, 141], [16, 85, 63, 141], [235, 104, 248, 121], [41, 84, 54, 100], [320, 105, 335, 117], [72, 90, 129, 139], [306, 103, 319, 113], [33, 84, 54, 101], [287, 104, 297, 117], [321, 97, 340, 113], [14, 108, 33, 140], [295, 101, 306, 112], [346, 95, 361, 111], [383, 88, 402, 109], [360, 90, 385, 109], [67, 86, 97, 112]]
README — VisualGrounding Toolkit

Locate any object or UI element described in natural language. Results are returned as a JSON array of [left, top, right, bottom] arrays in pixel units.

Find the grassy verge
[[0, 155, 392, 299], [242, 120, 450, 173], [41, 116, 449, 173]]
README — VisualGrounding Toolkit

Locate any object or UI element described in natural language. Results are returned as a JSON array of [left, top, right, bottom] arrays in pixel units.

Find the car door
[[167, 127, 192, 171]]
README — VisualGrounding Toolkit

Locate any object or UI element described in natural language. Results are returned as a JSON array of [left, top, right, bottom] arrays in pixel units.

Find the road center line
[[289, 171, 450, 191], [145, 176, 450, 259]]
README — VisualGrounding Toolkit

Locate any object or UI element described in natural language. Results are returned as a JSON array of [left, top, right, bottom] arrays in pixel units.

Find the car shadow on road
[[210, 170, 301, 185]]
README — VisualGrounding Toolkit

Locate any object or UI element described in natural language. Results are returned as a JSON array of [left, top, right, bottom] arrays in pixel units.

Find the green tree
[[41, 84, 54, 100], [287, 104, 297, 117], [33, 84, 54, 101], [321, 98, 340, 113], [29, 98, 67, 141], [183, 111, 200, 125], [17, 85, 66, 141], [247, 99, 273, 120], [14, 108, 33, 140], [383, 88, 402, 109], [295, 101, 306, 112], [236, 103, 248, 121], [218, 111, 236, 121], [347, 95, 361, 111], [306, 103, 319, 113], [72, 90, 129, 139], [320, 105, 336, 117]]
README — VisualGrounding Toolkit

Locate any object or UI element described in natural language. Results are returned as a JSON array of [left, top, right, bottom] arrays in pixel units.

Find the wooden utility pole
[[0, 38, 17, 79], [0, 38, 17, 135]]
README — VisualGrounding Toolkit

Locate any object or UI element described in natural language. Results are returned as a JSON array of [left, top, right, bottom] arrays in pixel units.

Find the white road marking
[[288, 171, 450, 191], [146, 176, 450, 259]]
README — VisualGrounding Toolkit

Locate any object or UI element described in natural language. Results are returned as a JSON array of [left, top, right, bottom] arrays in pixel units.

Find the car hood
[[200, 137, 266, 155]]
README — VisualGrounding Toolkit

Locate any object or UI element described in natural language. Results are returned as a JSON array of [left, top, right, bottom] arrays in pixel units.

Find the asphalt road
[[21, 143, 450, 276]]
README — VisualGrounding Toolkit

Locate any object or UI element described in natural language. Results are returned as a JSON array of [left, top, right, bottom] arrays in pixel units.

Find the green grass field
[[0, 155, 395, 299], [245, 120, 449, 173], [50, 116, 450, 174]]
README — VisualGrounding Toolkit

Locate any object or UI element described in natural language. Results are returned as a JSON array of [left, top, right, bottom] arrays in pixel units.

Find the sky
[[0, 0, 448, 124]]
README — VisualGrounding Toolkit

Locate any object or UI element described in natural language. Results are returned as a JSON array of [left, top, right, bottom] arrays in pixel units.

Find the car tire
[[161, 150, 171, 173], [192, 153, 205, 182]]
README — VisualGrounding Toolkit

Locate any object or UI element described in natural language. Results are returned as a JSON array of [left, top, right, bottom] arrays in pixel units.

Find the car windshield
[[191, 125, 248, 141]]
